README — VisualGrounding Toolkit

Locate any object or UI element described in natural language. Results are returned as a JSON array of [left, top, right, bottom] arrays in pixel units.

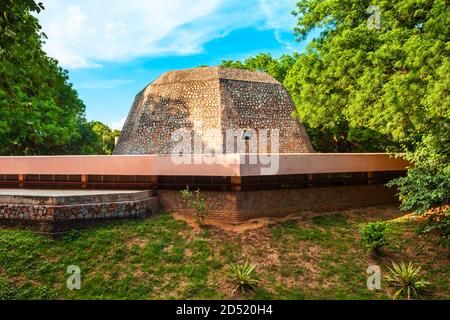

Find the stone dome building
[[113, 66, 314, 155]]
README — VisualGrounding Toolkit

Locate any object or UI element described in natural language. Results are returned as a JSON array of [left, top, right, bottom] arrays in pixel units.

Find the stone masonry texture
[[0, 190, 158, 235], [114, 66, 314, 154]]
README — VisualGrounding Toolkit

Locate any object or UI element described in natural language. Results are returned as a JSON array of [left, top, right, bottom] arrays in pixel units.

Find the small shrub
[[359, 221, 388, 254], [226, 262, 259, 294], [180, 186, 209, 227], [384, 261, 430, 300]]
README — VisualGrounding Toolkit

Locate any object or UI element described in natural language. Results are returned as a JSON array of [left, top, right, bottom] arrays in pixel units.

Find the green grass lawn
[[0, 207, 448, 300]]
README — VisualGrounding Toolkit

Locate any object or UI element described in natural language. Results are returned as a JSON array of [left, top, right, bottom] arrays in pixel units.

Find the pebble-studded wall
[[113, 67, 314, 155]]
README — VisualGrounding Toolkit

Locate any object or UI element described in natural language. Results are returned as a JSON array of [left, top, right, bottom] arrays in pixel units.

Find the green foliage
[[221, 53, 298, 83], [80, 121, 121, 155], [385, 261, 430, 300], [219, 55, 394, 153], [0, 211, 448, 299], [271, 220, 328, 241], [417, 208, 450, 247], [0, 0, 118, 155], [287, 0, 450, 212], [62, 229, 82, 242], [387, 127, 449, 242], [359, 221, 388, 253], [389, 166, 449, 214], [226, 262, 259, 294], [1, 1, 82, 154], [312, 213, 347, 226], [92, 122, 121, 155], [287, 0, 449, 151], [388, 131, 450, 214], [180, 186, 210, 227]]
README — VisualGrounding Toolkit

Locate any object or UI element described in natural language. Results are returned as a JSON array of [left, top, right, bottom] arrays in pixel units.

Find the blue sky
[[36, 0, 318, 129]]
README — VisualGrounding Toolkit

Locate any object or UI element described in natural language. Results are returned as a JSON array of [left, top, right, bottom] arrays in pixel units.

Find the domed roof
[[152, 66, 280, 85], [114, 66, 314, 155]]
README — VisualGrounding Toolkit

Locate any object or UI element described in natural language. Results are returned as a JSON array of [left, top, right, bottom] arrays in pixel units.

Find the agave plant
[[384, 261, 430, 300], [226, 262, 259, 294]]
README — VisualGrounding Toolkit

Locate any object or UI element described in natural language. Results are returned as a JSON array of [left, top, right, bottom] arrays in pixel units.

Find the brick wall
[[157, 184, 398, 223]]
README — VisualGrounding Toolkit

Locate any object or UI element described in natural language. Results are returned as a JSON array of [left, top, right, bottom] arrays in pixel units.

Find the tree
[[220, 1, 449, 213], [0, 0, 117, 155], [0, 1, 84, 154], [63, 119, 119, 155], [221, 53, 298, 83], [286, 0, 449, 212], [89, 121, 121, 155]]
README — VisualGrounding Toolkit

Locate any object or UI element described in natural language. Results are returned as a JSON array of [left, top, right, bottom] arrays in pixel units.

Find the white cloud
[[259, 0, 298, 30], [78, 79, 135, 89], [37, 0, 298, 69], [259, 0, 299, 50], [110, 117, 127, 131]]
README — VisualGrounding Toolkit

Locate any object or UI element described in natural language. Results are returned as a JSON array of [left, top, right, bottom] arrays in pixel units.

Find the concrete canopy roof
[[0, 154, 409, 177]]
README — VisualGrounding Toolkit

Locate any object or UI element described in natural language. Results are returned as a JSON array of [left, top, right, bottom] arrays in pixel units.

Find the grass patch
[[271, 220, 327, 241], [312, 213, 348, 227], [0, 208, 448, 300]]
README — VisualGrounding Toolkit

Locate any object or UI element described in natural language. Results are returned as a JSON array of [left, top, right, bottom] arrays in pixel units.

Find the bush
[[416, 207, 450, 247], [385, 261, 430, 300], [180, 186, 209, 227], [226, 262, 259, 294], [359, 221, 388, 254]]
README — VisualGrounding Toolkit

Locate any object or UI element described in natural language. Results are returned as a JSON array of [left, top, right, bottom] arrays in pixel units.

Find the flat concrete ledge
[[0, 189, 154, 205], [240, 153, 409, 176], [0, 153, 409, 176]]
